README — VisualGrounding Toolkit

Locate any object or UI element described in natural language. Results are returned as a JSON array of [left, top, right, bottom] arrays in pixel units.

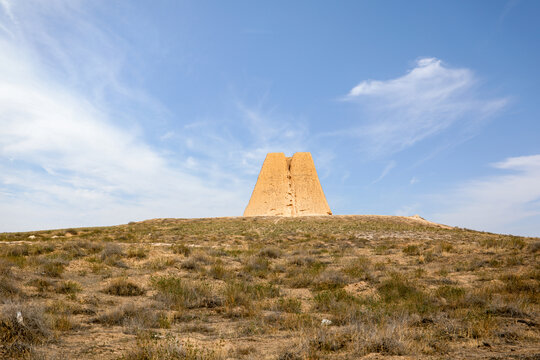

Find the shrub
[[224, 280, 280, 310], [288, 256, 316, 267], [403, 245, 420, 256], [27, 278, 52, 293], [118, 337, 221, 360], [377, 273, 433, 314], [146, 258, 177, 270], [56, 281, 82, 295], [529, 241, 540, 253], [171, 244, 191, 256], [127, 247, 148, 259], [152, 276, 221, 309], [313, 289, 363, 324], [258, 247, 282, 259], [243, 256, 271, 277], [0, 258, 13, 276], [312, 270, 348, 290], [2, 245, 30, 257], [342, 256, 371, 279], [101, 243, 124, 261], [436, 285, 465, 306], [95, 303, 166, 330], [208, 262, 227, 280], [0, 276, 22, 299], [275, 297, 302, 313], [104, 278, 145, 296], [309, 327, 351, 352], [0, 304, 52, 355], [52, 314, 76, 331], [41, 259, 65, 277], [74, 240, 103, 254], [181, 258, 200, 271]]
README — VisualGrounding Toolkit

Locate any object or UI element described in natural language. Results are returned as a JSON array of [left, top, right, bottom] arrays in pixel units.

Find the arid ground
[[0, 215, 539, 359]]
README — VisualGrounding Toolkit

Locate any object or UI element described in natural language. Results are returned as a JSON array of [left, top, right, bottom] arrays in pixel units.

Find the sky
[[0, 1, 539, 236]]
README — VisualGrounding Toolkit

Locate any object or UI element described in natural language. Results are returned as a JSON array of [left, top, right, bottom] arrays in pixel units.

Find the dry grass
[[103, 278, 145, 296], [0, 215, 538, 359]]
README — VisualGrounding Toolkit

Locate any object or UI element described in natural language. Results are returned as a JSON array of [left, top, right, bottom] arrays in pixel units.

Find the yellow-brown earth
[[0, 215, 538, 359]]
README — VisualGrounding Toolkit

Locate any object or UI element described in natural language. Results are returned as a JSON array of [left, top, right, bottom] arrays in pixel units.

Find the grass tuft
[[104, 278, 145, 296]]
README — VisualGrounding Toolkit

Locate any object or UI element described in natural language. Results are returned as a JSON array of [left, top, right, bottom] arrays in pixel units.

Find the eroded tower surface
[[243, 152, 332, 217]]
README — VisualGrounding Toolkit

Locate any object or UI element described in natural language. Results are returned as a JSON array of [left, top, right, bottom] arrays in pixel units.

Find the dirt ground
[[0, 215, 539, 359]]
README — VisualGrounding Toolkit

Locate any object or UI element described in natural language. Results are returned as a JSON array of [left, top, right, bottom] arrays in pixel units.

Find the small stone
[[28, 235, 36, 239], [16, 311, 24, 325], [321, 319, 332, 326]]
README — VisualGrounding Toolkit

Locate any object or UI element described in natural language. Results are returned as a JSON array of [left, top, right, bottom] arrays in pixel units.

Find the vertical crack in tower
[[285, 156, 296, 216], [243, 152, 332, 217]]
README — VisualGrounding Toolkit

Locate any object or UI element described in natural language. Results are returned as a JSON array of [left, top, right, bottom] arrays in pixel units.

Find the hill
[[0, 215, 539, 359]]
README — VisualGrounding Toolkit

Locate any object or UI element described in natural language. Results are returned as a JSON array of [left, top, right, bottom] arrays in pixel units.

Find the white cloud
[[0, 1, 314, 231], [372, 160, 396, 183], [431, 154, 540, 236], [343, 57, 507, 155], [0, 1, 248, 231]]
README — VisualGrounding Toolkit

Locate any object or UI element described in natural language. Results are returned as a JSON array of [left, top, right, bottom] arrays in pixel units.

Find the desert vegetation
[[0, 215, 538, 359]]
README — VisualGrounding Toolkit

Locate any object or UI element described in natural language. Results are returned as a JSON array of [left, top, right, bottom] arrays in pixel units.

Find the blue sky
[[1, 1, 539, 236]]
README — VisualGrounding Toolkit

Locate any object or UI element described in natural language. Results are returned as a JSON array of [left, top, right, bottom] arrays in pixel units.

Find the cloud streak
[[432, 154, 540, 236], [0, 0, 312, 231], [343, 57, 508, 155], [0, 1, 248, 231]]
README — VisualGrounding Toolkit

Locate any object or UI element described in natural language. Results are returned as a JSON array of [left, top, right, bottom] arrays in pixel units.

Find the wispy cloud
[[0, 0, 313, 231], [342, 57, 508, 156], [0, 1, 248, 231], [431, 154, 540, 236], [372, 160, 396, 183]]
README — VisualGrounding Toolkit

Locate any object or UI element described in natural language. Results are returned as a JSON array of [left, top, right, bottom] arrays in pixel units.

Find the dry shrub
[[118, 336, 222, 360], [39, 258, 66, 278], [127, 247, 148, 259], [0, 258, 14, 276], [52, 314, 77, 332], [303, 320, 408, 356], [342, 256, 371, 279], [312, 270, 348, 290], [243, 256, 271, 277], [0, 304, 52, 356], [208, 262, 227, 280], [435, 285, 465, 308], [67, 240, 103, 256], [225, 280, 279, 305], [309, 327, 352, 352], [26, 278, 53, 293], [288, 256, 316, 267], [104, 278, 145, 296], [277, 313, 314, 331], [181, 257, 201, 271], [171, 244, 191, 256], [258, 247, 282, 259], [101, 243, 124, 261], [529, 241, 540, 253], [94, 303, 167, 330], [0, 276, 22, 299], [152, 276, 221, 309], [2, 245, 30, 257], [377, 272, 434, 314], [146, 257, 177, 270], [56, 281, 82, 295], [313, 289, 362, 324], [274, 297, 302, 313]]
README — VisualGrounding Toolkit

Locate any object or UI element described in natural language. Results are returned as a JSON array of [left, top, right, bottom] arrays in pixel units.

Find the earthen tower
[[243, 152, 332, 216]]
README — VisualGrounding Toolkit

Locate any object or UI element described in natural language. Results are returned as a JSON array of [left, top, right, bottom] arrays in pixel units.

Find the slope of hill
[[0, 216, 539, 359]]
